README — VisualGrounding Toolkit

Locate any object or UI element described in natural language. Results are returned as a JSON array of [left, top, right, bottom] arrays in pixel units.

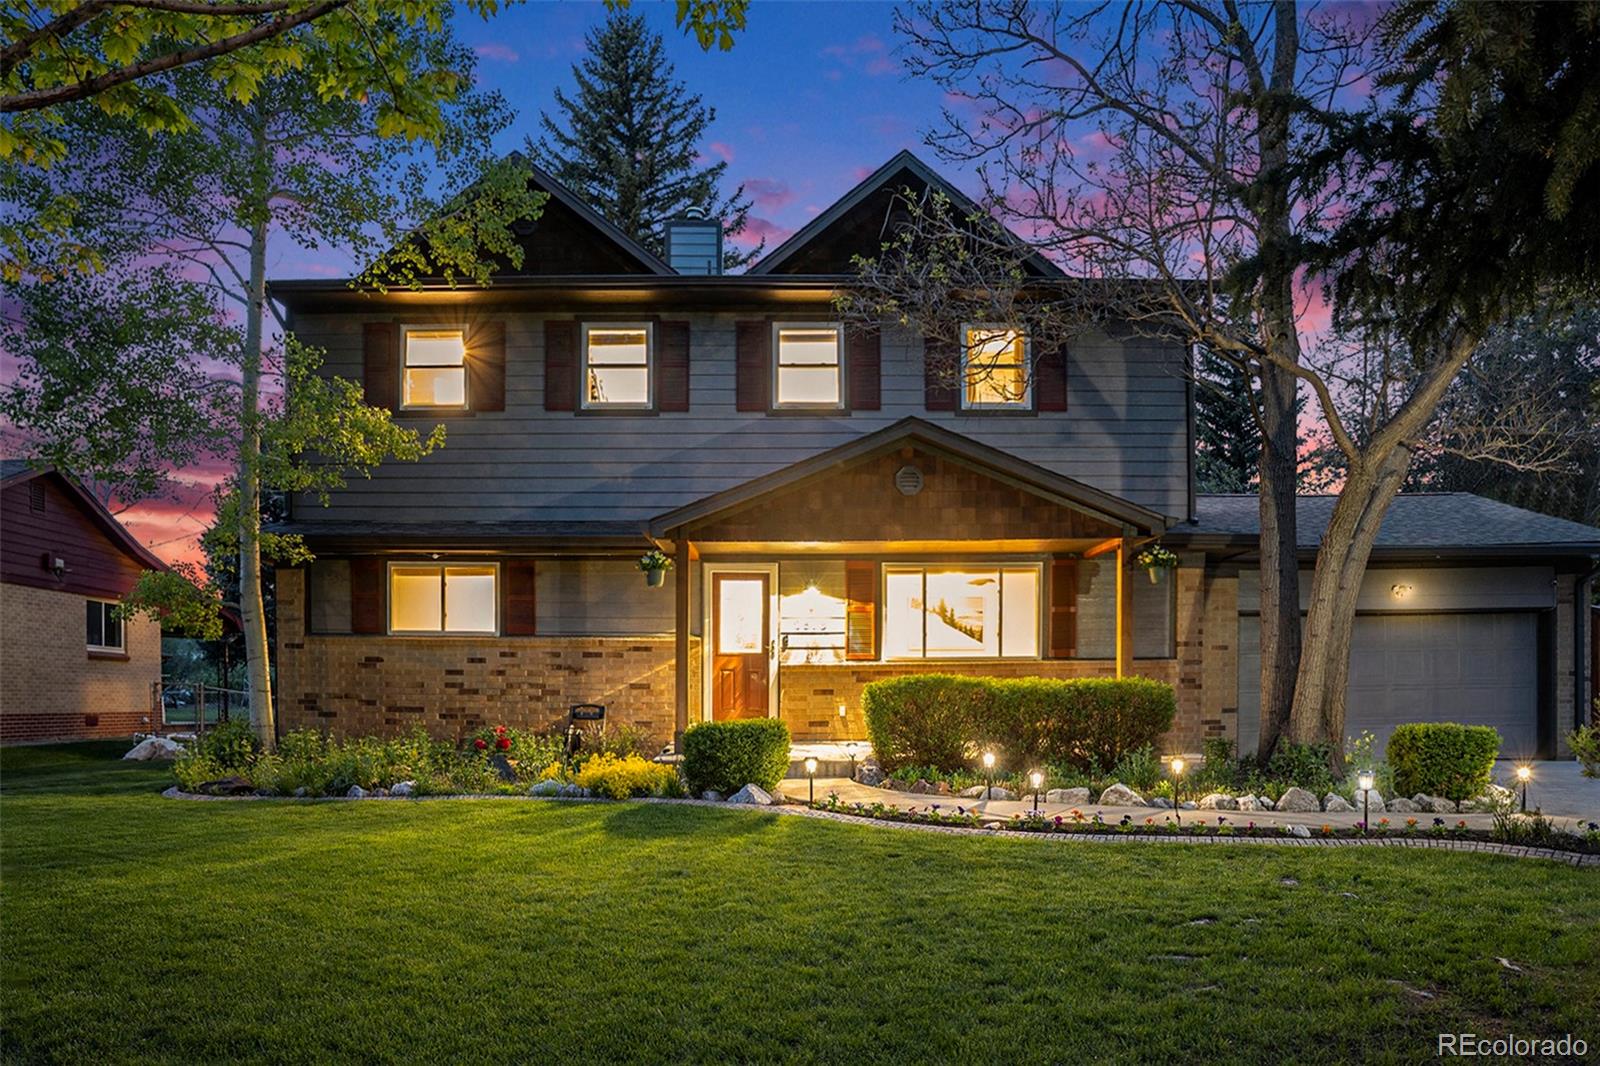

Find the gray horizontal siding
[[1237, 566, 1557, 613], [291, 311, 1191, 525]]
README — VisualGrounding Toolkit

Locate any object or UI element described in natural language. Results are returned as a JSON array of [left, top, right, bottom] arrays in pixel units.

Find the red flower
[[474, 738, 487, 750], [495, 736, 511, 751], [494, 725, 507, 736]]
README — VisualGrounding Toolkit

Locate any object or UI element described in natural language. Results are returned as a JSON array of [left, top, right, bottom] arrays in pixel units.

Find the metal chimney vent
[[664, 208, 723, 275]]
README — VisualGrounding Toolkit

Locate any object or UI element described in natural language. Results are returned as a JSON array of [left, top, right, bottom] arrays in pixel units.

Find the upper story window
[[583, 323, 653, 409], [402, 328, 468, 409], [773, 323, 843, 408], [86, 600, 124, 652], [388, 563, 498, 635], [962, 325, 1030, 409], [882, 565, 1040, 660]]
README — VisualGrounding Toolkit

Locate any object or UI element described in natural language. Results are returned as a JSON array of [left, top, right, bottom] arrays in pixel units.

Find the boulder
[[976, 786, 1017, 801], [559, 783, 588, 798], [1322, 793, 1353, 813], [959, 784, 988, 798], [1147, 796, 1174, 809], [1351, 788, 1385, 813], [391, 781, 416, 797], [728, 784, 776, 806], [1046, 787, 1091, 805], [1098, 783, 1146, 807], [1235, 795, 1260, 812], [909, 779, 935, 795], [1417, 794, 1457, 814], [1197, 793, 1239, 811], [1275, 787, 1320, 812], [292, 786, 309, 798], [488, 753, 518, 783], [701, 789, 723, 803], [1288, 824, 1312, 838], [855, 765, 884, 786], [123, 736, 184, 761], [933, 781, 952, 795], [1469, 784, 1514, 811], [346, 785, 367, 799], [1387, 797, 1420, 813], [882, 778, 907, 792], [1179, 801, 1197, 810], [196, 776, 254, 796], [529, 779, 562, 797], [1257, 795, 1275, 811]]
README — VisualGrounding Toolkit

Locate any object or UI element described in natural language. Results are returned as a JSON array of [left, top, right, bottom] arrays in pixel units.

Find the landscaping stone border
[[160, 786, 1599, 866]]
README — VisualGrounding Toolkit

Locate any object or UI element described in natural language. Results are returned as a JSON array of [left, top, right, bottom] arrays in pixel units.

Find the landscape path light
[[1516, 765, 1532, 813], [1170, 756, 1186, 827], [805, 756, 818, 805], [1357, 771, 1375, 834], [982, 750, 996, 801], [1030, 770, 1044, 813]]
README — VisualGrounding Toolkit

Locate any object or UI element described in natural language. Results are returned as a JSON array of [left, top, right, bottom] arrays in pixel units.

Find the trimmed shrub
[[1032, 677, 1177, 770], [681, 719, 791, 795], [574, 753, 682, 799], [1387, 722, 1501, 803], [864, 675, 991, 772]]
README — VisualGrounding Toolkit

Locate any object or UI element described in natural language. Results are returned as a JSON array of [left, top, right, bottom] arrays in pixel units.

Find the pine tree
[[533, 12, 760, 271], [1193, 349, 1259, 493]]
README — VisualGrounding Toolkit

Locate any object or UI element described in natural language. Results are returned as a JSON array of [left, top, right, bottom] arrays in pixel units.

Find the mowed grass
[[2, 744, 1597, 1065]]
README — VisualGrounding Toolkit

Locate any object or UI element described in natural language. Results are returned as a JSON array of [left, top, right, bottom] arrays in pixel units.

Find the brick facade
[[0, 581, 161, 743]]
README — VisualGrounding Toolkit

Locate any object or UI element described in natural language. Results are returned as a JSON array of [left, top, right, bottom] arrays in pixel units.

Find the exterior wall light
[[1390, 583, 1413, 598]]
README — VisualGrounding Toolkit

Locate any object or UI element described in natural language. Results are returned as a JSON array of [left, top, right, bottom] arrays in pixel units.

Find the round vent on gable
[[894, 465, 924, 496]]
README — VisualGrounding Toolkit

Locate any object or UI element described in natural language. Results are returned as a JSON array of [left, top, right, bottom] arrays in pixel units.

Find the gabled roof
[[648, 416, 1166, 538], [512, 153, 674, 276], [0, 461, 169, 572], [748, 150, 1063, 278], [1175, 493, 1600, 556]]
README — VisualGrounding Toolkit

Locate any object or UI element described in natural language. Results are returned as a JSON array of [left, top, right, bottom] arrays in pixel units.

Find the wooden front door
[[711, 571, 771, 720]]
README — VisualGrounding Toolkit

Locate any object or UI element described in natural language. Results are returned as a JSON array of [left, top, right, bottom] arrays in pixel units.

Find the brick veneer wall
[[0, 581, 161, 743], [277, 568, 685, 745]]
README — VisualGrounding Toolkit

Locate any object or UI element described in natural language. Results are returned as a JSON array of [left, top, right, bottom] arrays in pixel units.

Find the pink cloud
[[473, 43, 519, 63], [743, 178, 794, 211], [729, 217, 795, 249], [821, 33, 897, 78], [707, 141, 735, 163]]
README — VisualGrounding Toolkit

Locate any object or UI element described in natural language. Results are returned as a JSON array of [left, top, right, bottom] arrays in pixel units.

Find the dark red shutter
[[363, 322, 398, 411], [735, 320, 770, 412], [846, 328, 881, 411], [845, 560, 877, 661], [503, 559, 537, 635], [544, 320, 576, 411], [350, 558, 385, 634], [657, 320, 690, 412], [1048, 557, 1078, 658], [1035, 340, 1068, 412], [468, 320, 506, 412], [923, 335, 957, 411]]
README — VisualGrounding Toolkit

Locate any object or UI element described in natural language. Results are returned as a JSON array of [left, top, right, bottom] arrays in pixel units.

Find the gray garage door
[[1237, 612, 1539, 758]]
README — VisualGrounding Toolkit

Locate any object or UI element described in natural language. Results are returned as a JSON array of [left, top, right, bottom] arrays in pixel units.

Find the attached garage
[[1237, 610, 1542, 759]]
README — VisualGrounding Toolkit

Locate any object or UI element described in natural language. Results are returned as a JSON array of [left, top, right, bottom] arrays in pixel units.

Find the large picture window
[[388, 563, 497, 634], [883, 565, 1039, 659], [582, 323, 652, 408], [962, 325, 1030, 409], [402, 327, 467, 408], [86, 600, 124, 652], [773, 323, 843, 408]]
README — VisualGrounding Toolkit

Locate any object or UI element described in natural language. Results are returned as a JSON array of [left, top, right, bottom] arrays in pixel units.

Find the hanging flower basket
[[1134, 545, 1179, 584], [638, 550, 674, 588]]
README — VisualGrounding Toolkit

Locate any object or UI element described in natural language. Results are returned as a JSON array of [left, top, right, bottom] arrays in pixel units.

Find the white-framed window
[[388, 563, 498, 635], [882, 565, 1040, 659], [401, 326, 468, 409], [961, 324, 1030, 409], [772, 322, 844, 408], [582, 322, 653, 409], [86, 600, 124, 652]]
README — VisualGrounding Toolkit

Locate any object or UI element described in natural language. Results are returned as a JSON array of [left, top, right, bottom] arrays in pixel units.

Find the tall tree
[[1194, 350, 1260, 494], [534, 11, 760, 271]]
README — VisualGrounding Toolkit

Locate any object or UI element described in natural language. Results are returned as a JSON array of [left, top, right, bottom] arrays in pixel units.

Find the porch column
[[673, 538, 691, 751], [1115, 536, 1134, 679]]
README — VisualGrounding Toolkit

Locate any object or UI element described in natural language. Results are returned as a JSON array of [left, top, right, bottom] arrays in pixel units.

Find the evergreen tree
[[1193, 349, 1259, 493], [534, 12, 760, 271]]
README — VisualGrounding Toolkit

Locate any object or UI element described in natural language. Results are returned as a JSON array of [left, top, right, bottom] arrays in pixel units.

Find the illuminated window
[[773, 323, 843, 408], [582, 323, 652, 408], [86, 600, 124, 652], [402, 328, 467, 408], [883, 565, 1039, 659], [962, 325, 1029, 409], [388, 563, 497, 634]]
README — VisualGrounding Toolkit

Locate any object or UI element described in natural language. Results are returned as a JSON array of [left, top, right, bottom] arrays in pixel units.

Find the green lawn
[[2, 743, 1596, 1064]]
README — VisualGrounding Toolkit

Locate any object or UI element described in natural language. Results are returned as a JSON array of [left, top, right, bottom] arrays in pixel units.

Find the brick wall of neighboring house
[[276, 568, 691, 746], [0, 581, 161, 743]]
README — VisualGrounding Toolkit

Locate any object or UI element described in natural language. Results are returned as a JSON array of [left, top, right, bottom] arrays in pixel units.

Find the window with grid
[[402, 328, 467, 408]]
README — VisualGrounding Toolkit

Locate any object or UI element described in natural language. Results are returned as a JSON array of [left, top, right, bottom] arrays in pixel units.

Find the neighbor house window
[[402, 327, 467, 408], [962, 325, 1029, 409], [883, 565, 1039, 659], [773, 323, 843, 408], [388, 563, 497, 634], [582, 323, 652, 408], [86, 600, 124, 652]]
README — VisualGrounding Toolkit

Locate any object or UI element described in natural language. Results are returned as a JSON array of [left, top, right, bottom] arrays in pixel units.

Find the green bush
[[194, 719, 259, 771], [861, 674, 1177, 773], [1264, 741, 1337, 796], [173, 752, 224, 791], [1387, 723, 1501, 803], [1567, 717, 1600, 778], [1110, 744, 1162, 794], [681, 719, 791, 795]]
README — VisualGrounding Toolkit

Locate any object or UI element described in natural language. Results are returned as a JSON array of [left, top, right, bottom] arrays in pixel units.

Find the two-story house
[[270, 152, 1599, 759]]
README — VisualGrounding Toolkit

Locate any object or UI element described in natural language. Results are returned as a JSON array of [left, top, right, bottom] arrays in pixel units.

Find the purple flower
[[1433, 817, 1445, 827], [1217, 816, 1227, 826], [1053, 815, 1063, 826]]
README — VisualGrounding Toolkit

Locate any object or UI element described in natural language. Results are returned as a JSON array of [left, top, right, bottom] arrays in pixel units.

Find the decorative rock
[[1387, 797, 1420, 813], [1351, 788, 1385, 813], [1236, 795, 1260, 812], [977, 786, 1017, 801], [933, 781, 952, 795], [883, 778, 907, 792], [123, 736, 184, 761], [346, 785, 366, 799], [1257, 795, 1274, 810], [728, 784, 776, 805], [529, 779, 562, 797], [1179, 801, 1197, 810], [1275, 787, 1320, 812], [1098, 783, 1146, 807], [1288, 824, 1312, 838], [1418, 794, 1457, 814], [559, 783, 587, 798], [959, 784, 988, 798], [1197, 793, 1239, 811], [1047, 787, 1091, 805], [373, 788, 389, 798], [1322, 793, 1353, 813], [489, 753, 518, 783], [391, 781, 415, 797], [1147, 796, 1174, 809], [909, 779, 935, 795], [701, 789, 723, 802], [292, 786, 309, 798], [855, 763, 884, 786], [1469, 784, 1514, 811]]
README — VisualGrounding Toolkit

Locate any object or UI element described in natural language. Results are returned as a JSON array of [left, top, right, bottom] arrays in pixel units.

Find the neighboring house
[[269, 151, 1600, 759], [0, 461, 166, 743]]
